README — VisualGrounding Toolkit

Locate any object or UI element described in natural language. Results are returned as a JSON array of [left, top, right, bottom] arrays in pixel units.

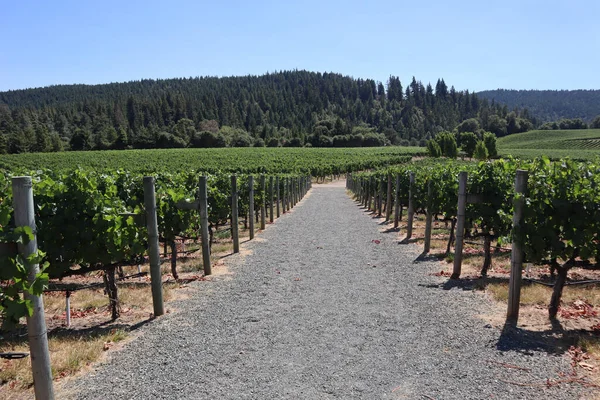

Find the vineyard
[[348, 157, 600, 320], [2, 147, 600, 397], [0, 146, 424, 174], [497, 129, 600, 160], [0, 149, 417, 330]]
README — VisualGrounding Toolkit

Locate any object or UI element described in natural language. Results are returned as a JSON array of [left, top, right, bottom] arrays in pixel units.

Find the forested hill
[[477, 89, 600, 123], [0, 70, 531, 153]]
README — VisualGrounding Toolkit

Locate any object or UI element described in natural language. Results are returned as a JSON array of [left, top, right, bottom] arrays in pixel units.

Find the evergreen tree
[[473, 141, 488, 160]]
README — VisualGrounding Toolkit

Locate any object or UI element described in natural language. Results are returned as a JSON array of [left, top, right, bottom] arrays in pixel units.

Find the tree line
[[477, 89, 600, 123], [0, 70, 536, 153]]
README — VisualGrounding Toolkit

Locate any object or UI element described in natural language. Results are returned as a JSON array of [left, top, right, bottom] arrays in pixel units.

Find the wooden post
[[451, 172, 468, 279], [363, 177, 368, 207], [260, 175, 266, 229], [406, 172, 415, 239], [386, 173, 393, 221], [143, 177, 165, 316], [282, 178, 287, 213], [394, 173, 401, 229], [377, 177, 384, 217], [248, 176, 255, 240], [287, 178, 291, 212], [293, 178, 297, 206], [362, 177, 367, 207], [65, 291, 71, 327], [368, 177, 374, 211], [507, 170, 529, 324], [424, 179, 433, 253], [276, 176, 280, 218], [231, 175, 239, 253], [269, 176, 274, 223], [289, 178, 293, 209], [199, 176, 212, 275], [12, 176, 55, 400]]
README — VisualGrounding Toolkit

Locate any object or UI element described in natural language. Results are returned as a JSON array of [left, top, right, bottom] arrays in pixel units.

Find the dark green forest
[[477, 89, 600, 123], [0, 70, 535, 153]]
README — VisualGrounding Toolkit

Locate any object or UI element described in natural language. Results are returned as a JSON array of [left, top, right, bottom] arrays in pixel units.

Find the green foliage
[[456, 118, 480, 134], [522, 158, 600, 265], [0, 176, 49, 329], [0, 71, 532, 152], [496, 129, 600, 160], [352, 156, 600, 272], [426, 140, 442, 157], [473, 141, 488, 160], [592, 115, 600, 129], [434, 132, 458, 158], [539, 118, 588, 130], [478, 89, 600, 124], [482, 132, 498, 158], [0, 147, 418, 316], [459, 132, 478, 157]]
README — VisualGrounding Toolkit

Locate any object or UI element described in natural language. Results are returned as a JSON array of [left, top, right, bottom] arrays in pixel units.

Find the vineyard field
[[0, 146, 425, 175], [497, 129, 600, 160], [349, 157, 600, 318]]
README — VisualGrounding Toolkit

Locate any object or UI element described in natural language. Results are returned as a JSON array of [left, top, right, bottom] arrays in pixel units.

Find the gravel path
[[65, 182, 592, 399]]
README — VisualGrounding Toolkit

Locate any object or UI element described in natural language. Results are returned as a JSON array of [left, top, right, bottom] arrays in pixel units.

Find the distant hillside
[[477, 89, 600, 123], [0, 71, 530, 153], [496, 129, 600, 160]]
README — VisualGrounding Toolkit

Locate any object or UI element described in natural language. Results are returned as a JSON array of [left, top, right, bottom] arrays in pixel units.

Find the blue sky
[[1, 0, 599, 92]]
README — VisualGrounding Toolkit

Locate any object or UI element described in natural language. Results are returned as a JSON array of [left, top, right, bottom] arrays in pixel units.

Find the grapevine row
[[348, 157, 600, 319]]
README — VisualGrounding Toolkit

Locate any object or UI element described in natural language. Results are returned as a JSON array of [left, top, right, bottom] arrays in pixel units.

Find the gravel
[[64, 183, 593, 399]]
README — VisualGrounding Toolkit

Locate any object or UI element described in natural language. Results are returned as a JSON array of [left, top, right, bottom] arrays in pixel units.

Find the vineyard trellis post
[[424, 179, 433, 253], [260, 175, 266, 230], [282, 177, 287, 213], [507, 170, 529, 324], [368, 176, 374, 211], [12, 176, 55, 400], [386, 173, 393, 221], [289, 178, 293, 209], [364, 177, 369, 209], [363, 177, 368, 208], [231, 175, 240, 253], [199, 176, 212, 275], [248, 176, 255, 240], [269, 176, 274, 223], [406, 172, 415, 239], [293, 178, 297, 206], [377, 177, 384, 217], [394, 173, 401, 229], [287, 178, 291, 212], [288, 177, 292, 209], [451, 171, 468, 279], [276, 176, 280, 218], [65, 290, 71, 327], [143, 176, 165, 316], [360, 177, 366, 206]]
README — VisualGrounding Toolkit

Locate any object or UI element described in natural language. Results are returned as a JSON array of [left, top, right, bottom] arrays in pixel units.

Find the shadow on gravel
[[413, 253, 445, 263], [3, 318, 154, 347], [398, 237, 420, 244], [496, 322, 576, 355], [419, 276, 507, 291], [49, 318, 153, 339]]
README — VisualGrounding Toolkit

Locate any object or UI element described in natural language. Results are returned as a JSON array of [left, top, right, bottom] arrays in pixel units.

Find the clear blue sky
[[1, 0, 599, 92]]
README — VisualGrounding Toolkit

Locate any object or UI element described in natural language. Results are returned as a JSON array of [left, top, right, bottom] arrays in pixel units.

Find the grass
[[0, 329, 127, 392], [497, 129, 600, 160], [486, 282, 600, 308]]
